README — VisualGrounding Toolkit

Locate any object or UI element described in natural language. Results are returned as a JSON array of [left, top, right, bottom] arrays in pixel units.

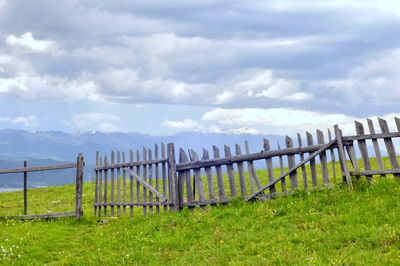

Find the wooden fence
[[93, 117, 400, 216], [0, 154, 84, 220]]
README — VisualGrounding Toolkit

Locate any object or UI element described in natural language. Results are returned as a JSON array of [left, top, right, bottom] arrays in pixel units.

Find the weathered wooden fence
[[0, 154, 84, 220], [93, 117, 400, 216]]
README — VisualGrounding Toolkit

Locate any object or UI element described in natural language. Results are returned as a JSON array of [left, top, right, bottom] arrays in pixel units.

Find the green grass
[[1, 157, 400, 264]]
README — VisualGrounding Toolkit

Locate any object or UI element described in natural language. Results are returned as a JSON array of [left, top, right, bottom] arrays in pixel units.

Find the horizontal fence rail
[[94, 116, 400, 217]]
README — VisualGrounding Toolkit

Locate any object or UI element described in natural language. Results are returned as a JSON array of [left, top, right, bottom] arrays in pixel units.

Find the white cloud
[[162, 119, 204, 130], [0, 117, 10, 122], [73, 113, 121, 131], [10, 115, 38, 126], [6, 32, 60, 54]]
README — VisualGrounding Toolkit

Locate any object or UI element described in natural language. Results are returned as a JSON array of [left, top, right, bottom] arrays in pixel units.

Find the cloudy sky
[[1, 0, 400, 136]]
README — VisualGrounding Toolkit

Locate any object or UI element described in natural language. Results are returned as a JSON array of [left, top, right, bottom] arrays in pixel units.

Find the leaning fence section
[[93, 116, 400, 216], [93, 143, 179, 217], [0, 154, 84, 220]]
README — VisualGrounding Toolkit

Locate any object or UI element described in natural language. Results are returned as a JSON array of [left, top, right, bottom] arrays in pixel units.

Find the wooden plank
[[367, 119, 385, 178], [395, 117, 400, 131], [3, 212, 75, 220], [148, 148, 154, 214], [124, 168, 167, 202], [189, 150, 206, 208], [103, 156, 108, 216], [224, 145, 237, 197], [297, 134, 308, 189], [202, 149, 216, 200], [351, 169, 400, 176], [317, 130, 330, 185], [246, 138, 337, 201], [94, 202, 171, 207], [136, 149, 141, 212], [277, 144, 286, 192], [355, 121, 373, 182], [345, 140, 359, 174], [235, 144, 247, 197], [245, 141, 262, 190], [98, 156, 102, 217], [178, 149, 186, 209], [378, 118, 400, 179], [342, 132, 400, 142], [263, 139, 276, 194], [167, 143, 179, 211], [161, 143, 167, 212], [213, 146, 226, 199], [175, 143, 350, 171], [334, 125, 352, 189], [327, 129, 337, 184], [129, 149, 134, 217], [94, 151, 99, 216], [117, 151, 121, 216], [286, 136, 298, 190], [180, 149, 194, 210], [306, 132, 318, 187], [142, 148, 147, 215], [122, 152, 127, 215], [0, 163, 77, 174], [110, 151, 115, 217], [94, 158, 168, 171], [155, 144, 160, 214]]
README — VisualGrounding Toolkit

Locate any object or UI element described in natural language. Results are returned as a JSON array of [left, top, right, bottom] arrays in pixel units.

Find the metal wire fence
[[0, 162, 78, 217]]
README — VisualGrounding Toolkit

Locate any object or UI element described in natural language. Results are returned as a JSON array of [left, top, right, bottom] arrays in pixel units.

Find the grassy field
[[1, 157, 400, 264]]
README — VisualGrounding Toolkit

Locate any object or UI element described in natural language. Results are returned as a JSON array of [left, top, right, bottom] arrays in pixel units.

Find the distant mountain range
[[0, 128, 285, 168]]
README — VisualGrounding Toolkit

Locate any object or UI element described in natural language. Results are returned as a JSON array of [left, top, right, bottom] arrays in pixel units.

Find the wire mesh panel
[[0, 162, 80, 218]]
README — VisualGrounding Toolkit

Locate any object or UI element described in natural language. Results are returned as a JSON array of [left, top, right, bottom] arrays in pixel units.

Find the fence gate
[[0, 154, 84, 220], [93, 143, 179, 217]]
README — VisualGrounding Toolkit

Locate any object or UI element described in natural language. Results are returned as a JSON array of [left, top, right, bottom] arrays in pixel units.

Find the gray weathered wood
[[124, 168, 167, 202], [263, 139, 276, 194], [122, 152, 127, 215], [286, 136, 298, 190], [180, 149, 194, 210], [136, 149, 141, 211], [350, 168, 400, 176], [75, 153, 84, 220], [245, 141, 262, 190], [94, 158, 168, 171], [277, 144, 286, 192], [161, 143, 167, 212], [378, 118, 400, 179], [316, 130, 329, 185], [110, 151, 115, 217], [246, 138, 337, 201], [167, 143, 179, 211], [104, 156, 108, 216], [327, 129, 337, 184], [117, 150, 121, 216], [213, 146, 226, 199], [4, 212, 76, 220], [148, 148, 154, 214], [142, 148, 147, 214], [129, 149, 134, 217], [334, 125, 352, 189], [202, 149, 216, 200], [342, 132, 400, 142], [189, 150, 206, 207], [95, 151, 99, 216], [178, 149, 186, 209], [98, 156, 102, 217], [367, 119, 385, 178], [345, 142, 359, 173], [23, 161, 27, 215], [0, 163, 78, 174], [306, 132, 318, 187], [155, 144, 160, 214], [395, 117, 400, 132], [235, 144, 247, 197], [224, 145, 237, 197], [297, 134, 308, 189], [355, 121, 372, 182]]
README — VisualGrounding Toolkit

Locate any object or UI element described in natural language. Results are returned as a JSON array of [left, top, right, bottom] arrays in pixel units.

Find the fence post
[[24, 161, 27, 215], [75, 153, 84, 220], [167, 143, 179, 211]]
